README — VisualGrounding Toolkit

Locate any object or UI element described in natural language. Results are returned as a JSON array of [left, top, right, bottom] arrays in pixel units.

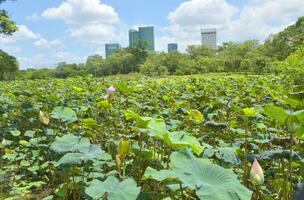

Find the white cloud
[[164, 0, 304, 51], [68, 24, 115, 44], [41, 0, 120, 45], [34, 38, 65, 49], [42, 0, 119, 25], [225, 0, 304, 41], [168, 0, 238, 27], [0, 25, 64, 50], [0, 25, 40, 44]]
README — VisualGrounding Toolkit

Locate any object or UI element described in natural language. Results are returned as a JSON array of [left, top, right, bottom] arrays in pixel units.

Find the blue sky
[[1, 0, 304, 69]]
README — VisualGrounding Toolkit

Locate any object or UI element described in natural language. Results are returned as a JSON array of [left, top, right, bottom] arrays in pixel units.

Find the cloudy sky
[[1, 0, 304, 69]]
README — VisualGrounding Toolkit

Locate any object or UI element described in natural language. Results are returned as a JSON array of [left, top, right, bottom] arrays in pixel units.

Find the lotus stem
[[255, 186, 260, 200], [179, 183, 185, 199], [243, 121, 249, 187], [289, 133, 294, 199]]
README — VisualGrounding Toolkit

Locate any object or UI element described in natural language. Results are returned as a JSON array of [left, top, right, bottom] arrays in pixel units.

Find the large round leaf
[[147, 118, 168, 140], [167, 131, 204, 156], [143, 149, 252, 200], [51, 106, 77, 123], [85, 176, 140, 200], [50, 134, 91, 154], [171, 150, 252, 200]]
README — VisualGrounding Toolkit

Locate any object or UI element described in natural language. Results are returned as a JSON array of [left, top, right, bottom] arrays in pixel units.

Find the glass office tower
[[168, 43, 178, 52], [105, 43, 121, 58], [129, 26, 155, 51], [129, 29, 139, 48]]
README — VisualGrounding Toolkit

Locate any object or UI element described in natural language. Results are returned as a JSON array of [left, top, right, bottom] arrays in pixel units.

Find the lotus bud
[[39, 111, 49, 125], [250, 158, 264, 186], [117, 139, 130, 157], [106, 86, 116, 94]]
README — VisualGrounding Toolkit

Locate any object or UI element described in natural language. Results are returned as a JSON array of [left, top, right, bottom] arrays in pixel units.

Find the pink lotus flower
[[250, 158, 264, 186], [106, 86, 116, 94]]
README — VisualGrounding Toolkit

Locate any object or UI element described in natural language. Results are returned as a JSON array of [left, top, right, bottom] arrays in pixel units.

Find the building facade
[[129, 29, 139, 48], [168, 43, 178, 52], [129, 26, 155, 51], [201, 28, 217, 49], [105, 43, 121, 58]]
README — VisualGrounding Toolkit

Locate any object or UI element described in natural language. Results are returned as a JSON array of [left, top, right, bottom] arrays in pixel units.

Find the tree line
[[0, 1, 304, 80]]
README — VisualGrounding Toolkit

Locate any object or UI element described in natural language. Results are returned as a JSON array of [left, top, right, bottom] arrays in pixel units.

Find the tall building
[[129, 29, 139, 48], [168, 43, 178, 52], [201, 28, 217, 49], [128, 26, 155, 51], [105, 43, 121, 58]]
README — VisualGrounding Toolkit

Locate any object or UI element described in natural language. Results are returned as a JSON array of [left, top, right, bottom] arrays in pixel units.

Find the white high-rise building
[[201, 28, 217, 49]]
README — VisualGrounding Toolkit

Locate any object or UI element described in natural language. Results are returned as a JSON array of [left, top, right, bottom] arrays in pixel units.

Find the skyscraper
[[129, 29, 139, 48], [128, 26, 155, 51], [105, 43, 121, 58], [201, 28, 217, 49], [168, 43, 178, 52]]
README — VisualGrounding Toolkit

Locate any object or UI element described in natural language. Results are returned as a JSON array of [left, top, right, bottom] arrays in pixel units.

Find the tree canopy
[[0, 0, 18, 36], [264, 16, 304, 60], [0, 49, 19, 80]]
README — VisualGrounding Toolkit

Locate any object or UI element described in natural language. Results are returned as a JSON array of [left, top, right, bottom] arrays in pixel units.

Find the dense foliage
[[1, 73, 304, 200], [264, 16, 304, 61], [0, 0, 18, 36], [0, 49, 19, 80], [276, 44, 304, 85]]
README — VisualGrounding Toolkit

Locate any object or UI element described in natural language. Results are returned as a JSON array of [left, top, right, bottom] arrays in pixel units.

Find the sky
[[0, 0, 304, 69]]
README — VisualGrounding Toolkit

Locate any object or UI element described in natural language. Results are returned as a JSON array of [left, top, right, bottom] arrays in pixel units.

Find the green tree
[[140, 53, 168, 76], [0, 0, 18, 35], [277, 44, 304, 85], [218, 40, 261, 72], [0, 49, 19, 80], [54, 62, 87, 78], [263, 16, 304, 60], [86, 54, 104, 76], [186, 45, 215, 59], [106, 49, 136, 74], [126, 40, 149, 72]]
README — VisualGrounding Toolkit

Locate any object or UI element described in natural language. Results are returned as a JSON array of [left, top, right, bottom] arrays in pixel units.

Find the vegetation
[[264, 16, 304, 61], [0, 2, 304, 199], [0, 0, 18, 36], [0, 49, 19, 80], [1, 71, 304, 200]]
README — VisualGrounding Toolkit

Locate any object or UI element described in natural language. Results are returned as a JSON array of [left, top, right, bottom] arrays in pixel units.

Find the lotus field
[[0, 75, 303, 200]]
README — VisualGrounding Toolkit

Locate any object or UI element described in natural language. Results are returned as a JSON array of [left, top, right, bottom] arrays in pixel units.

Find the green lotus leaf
[[263, 105, 288, 125], [131, 144, 153, 159], [10, 129, 21, 137], [142, 167, 178, 182], [144, 149, 252, 200], [85, 176, 140, 200], [147, 118, 168, 140], [187, 109, 204, 123], [215, 147, 240, 165], [166, 131, 204, 156], [56, 152, 85, 166], [51, 106, 77, 123], [50, 134, 91, 154]]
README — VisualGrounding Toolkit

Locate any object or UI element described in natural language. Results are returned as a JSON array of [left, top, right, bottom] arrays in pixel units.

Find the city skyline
[[1, 0, 304, 69]]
